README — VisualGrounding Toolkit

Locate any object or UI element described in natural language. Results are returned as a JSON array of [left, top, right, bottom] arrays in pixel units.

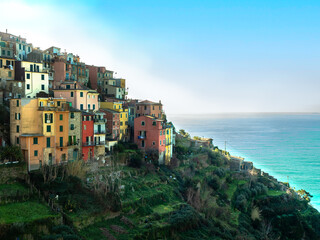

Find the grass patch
[[0, 182, 28, 196], [0, 201, 58, 224], [267, 190, 285, 196]]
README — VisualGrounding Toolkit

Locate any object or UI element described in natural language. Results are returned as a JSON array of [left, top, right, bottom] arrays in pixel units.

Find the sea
[[169, 113, 320, 211]]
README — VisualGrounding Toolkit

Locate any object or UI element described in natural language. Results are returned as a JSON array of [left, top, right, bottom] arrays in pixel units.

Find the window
[[16, 100, 19, 107], [66, 85, 70, 89], [23, 45, 25, 50], [1, 50, 4, 56], [80, 92, 83, 97], [120, 122, 123, 126], [41, 85, 45, 90], [70, 124, 74, 130], [80, 104, 83, 110], [47, 125, 51, 132], [28, 47, 30, 52], [167, 130, 169, 134], [59, 125, 63, 132], [7, 51, 10, 56], [41, 74, 44, 80], [0, 59, 2, 68], [30, 65, 33, 72], [37, 65, 39, 72], [141, 121, 145, 126], [57, 101, 60, 106], [144, 106, 147, 110], [60, 137, 63, 147], [59, 114, 63, 120], [34, 150, 38, 157], [137, 106, 139, 110], [152, 141, 155, 146], [93, 104, 95, 110], [160, 131, 162, 136], [8, 71, 11, 77], [113, 121, 115, 126], [71, 91, 74, 97], [84, 125, 86, 130], [33, 137, 38, 144], [16, 137, 19, 144], [19, 44, 21, 50], [26, 73, 30, 79], [88, 104, 90, 109], [152, 121, 156, 126], [27, 84, 30, 90], [160, 140, 162, 145], [16, 125, 19, 133], [142, 140, 145, 148], [46, 137, 50, 148], [45, 113, 53, 123], [70, 112, 74, 118]]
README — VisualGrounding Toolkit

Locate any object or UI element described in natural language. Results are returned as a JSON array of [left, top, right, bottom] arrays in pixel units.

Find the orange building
[[10, 97, 70, 171]]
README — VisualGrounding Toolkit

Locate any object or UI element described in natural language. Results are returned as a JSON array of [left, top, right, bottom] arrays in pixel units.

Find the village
[[0, 30, 179, 170]]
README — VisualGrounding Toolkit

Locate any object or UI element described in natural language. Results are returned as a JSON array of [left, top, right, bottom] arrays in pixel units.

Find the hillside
[[1, 135, 320, 240]]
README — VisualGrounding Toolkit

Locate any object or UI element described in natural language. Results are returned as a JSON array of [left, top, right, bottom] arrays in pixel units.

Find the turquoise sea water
[[169, 113, 320, 210]]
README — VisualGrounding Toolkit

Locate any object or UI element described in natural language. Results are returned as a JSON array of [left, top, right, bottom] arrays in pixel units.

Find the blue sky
[[2, 0, 320, 113]]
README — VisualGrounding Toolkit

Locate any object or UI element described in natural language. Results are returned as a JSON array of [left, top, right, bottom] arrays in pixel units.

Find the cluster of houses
[[0, 30, 175, 171]]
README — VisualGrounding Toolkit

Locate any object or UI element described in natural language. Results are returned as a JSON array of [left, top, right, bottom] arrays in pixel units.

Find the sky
[[1, 0, 320, 114]]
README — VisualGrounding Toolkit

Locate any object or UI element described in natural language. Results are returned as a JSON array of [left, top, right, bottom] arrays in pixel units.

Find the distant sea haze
[[170, 113, 320, 210]]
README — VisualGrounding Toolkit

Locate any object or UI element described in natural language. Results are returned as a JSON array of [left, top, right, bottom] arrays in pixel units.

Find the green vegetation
[[1, 132, 320, 239], [0, 201, 58, 224]]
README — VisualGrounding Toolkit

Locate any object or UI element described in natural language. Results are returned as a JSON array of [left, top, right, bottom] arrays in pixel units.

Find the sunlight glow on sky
[[1, 0, 320, 114]]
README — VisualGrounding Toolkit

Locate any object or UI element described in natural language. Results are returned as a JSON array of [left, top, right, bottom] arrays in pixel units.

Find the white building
[[21, 61, 49, 98]]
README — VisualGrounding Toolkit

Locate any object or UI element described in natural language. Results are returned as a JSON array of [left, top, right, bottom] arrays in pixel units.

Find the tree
[[0, 145, 24, 162], [179, 129, 190, 138]]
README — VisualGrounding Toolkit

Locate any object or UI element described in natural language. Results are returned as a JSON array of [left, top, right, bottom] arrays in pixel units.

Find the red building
[[134, 116, 166, 164], [100, 108, 120, 140], [82, 112, 94, 161]]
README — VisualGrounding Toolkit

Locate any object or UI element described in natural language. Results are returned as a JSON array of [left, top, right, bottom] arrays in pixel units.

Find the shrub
[[208, 175, 221, 191], [128, 152, 143, 168], [214, 168, 226, 178]]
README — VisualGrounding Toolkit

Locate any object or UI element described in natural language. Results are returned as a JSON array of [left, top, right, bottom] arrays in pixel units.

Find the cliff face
[[1, 137, 320, 240]]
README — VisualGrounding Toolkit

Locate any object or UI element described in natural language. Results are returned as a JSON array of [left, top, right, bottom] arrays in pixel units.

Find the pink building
[[53, 81, 99, 111], [134, 115, 166, 164]]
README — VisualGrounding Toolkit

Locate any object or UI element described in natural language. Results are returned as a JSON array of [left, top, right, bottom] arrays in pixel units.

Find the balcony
[[94, 130, 106, 134], [94, 141, 105, 146], [56, 143, 68, 148], [68, 142, 79, 146], [39, 104, 70, 112], [83, 142, 95, 147], [94, 118, 106, 123]]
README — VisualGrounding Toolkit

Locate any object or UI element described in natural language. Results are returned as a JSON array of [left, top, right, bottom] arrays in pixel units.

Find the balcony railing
[[94, 141, 105, 146], [94, 130, 106, 134], [56, 143, 68, 148], [137, 135, 146, 139], [68, 142, 79, 146], [39, 105, 70, 112], [83, 142, 95, 146], [94, 118, 106, 123]]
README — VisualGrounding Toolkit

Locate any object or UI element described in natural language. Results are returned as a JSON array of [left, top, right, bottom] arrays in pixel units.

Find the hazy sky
[[1, 0, 320, 114]]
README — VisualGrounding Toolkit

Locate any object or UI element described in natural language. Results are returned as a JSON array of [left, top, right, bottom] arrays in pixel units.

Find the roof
[[69, 106, 81, 112], [137, 100, 161, 105], [81, 110, 95, 116], [100, 108, 121, 114], [136, 115, 163, 121]]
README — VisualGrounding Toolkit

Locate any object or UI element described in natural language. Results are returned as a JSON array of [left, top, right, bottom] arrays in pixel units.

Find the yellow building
[[10, 97, 70, 171], [100, 101, 129, 141], [165, 124, 174, 165], [0, 57, 14, 81]]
